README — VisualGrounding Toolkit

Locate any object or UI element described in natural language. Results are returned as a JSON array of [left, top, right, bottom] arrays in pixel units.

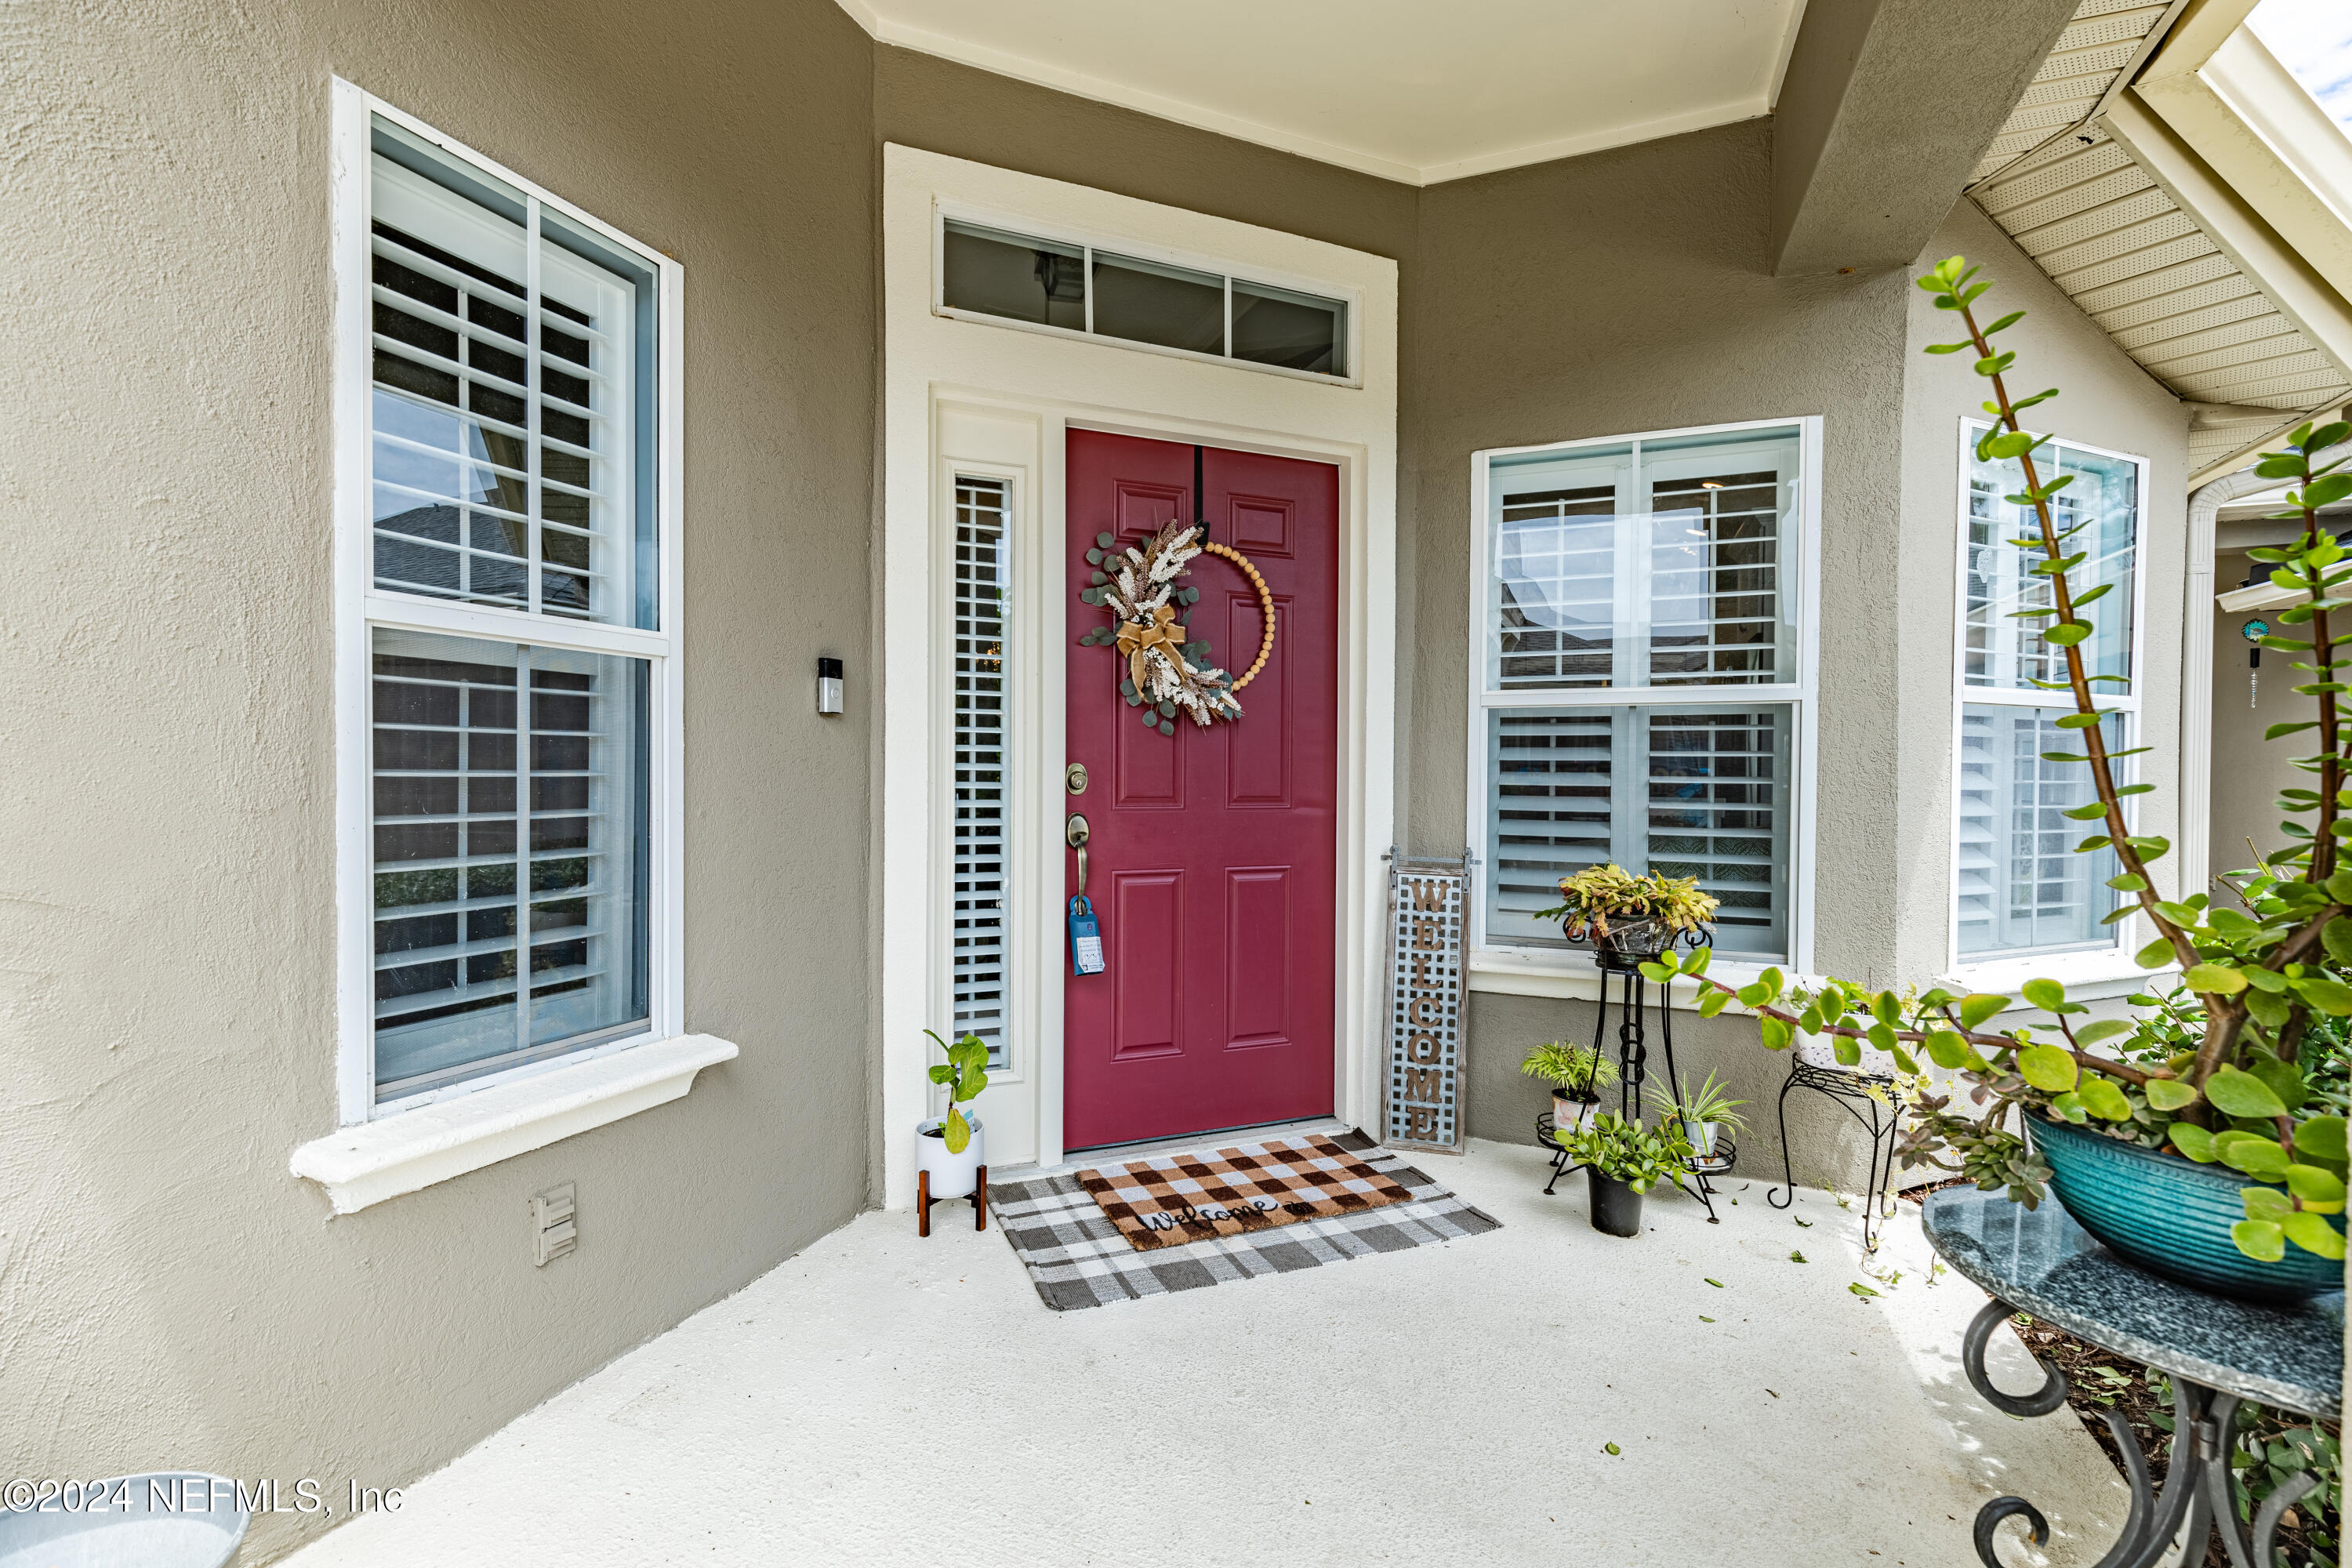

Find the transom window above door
[[935, 214, 1354, 381]]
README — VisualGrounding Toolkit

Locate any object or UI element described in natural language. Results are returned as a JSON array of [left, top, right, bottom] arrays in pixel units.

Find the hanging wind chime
[[2244, 617, 2269, 710], [1075, 447, 1276, 737]]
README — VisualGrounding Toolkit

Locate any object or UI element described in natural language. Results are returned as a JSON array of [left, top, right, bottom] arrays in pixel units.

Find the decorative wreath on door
[[1076, 519, 1275, 736]]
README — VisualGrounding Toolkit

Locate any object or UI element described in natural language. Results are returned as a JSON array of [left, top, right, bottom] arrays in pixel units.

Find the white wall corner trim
[[290, 1033, 738, 1214]]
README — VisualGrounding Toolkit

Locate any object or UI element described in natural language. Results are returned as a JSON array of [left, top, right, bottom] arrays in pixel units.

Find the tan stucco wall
[[1, 1, 877, 1559]]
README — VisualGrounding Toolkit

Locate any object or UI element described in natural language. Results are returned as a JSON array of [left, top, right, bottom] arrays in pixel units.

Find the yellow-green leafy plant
[[923, 1029, 990, 1154], [1635, 256, 2348, 1266], [1533, 864, 1719, 944], [1520, 1040, 1621, 1098]]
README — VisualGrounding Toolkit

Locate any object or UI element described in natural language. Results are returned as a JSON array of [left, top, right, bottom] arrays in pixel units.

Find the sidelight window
[[951, 477, 1012, 1069], [1472, 420, 1816, 967], [339, 96, 680, 1116]]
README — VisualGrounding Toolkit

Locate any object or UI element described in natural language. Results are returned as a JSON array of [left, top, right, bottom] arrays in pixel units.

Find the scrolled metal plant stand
[[1765, 1051, 1903, 1252], [1538, 924, 1733, 1221], [1958, 1297, 2317, 1568]]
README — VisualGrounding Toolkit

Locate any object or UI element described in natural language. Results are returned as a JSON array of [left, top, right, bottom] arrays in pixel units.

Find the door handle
[[1067, 814, 1091, 896]]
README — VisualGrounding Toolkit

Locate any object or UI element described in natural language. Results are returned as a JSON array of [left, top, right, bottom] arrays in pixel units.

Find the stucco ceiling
[[835, 0, 1809, 185]]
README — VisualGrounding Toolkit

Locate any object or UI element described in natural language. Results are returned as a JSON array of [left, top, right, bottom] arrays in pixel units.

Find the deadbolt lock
[[1065, 762, 1089, 795]]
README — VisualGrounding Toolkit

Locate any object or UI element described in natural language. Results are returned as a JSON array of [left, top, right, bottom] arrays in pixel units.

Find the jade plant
[[1555, 1112, 1693, 1193], [1520, 1040, 1621, 1098], [1632, 256, 2350, 1266], [1532, 864, 1719, 946], [924, 1029, 991, 1154]]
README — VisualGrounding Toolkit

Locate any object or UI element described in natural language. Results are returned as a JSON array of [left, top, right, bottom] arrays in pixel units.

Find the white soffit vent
[[1968, 0, 2352, 480]]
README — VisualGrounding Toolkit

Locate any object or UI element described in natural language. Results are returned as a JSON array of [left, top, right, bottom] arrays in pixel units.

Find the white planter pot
[[1552, 1093, 1595, 1134], [916, 1115, 985, 1200], [1684, 1118, 1720, 1157]]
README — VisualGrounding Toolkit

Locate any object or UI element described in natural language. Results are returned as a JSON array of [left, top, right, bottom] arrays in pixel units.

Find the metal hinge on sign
[[532, 1181, 577, 1267]]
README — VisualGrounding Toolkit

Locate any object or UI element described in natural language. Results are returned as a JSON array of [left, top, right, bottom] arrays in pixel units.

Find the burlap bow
[[1115, 603, 1189, 696]]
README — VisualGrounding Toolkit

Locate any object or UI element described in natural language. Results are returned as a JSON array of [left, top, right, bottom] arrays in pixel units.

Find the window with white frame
[[348, 107, 673, 1109], [951, 477, 1011, 1069], [936, 215, 1353, 380], [1954, 423, 2143, 962], [1473, 421, 1813, 965]]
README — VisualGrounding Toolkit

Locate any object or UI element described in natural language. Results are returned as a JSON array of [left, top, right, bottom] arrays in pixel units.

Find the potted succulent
[[1533, 865, 1717, 967], [1661, 1070, 1748, 1161], [1520, 1040, 1620, 1132], [915, 1029, 990, 1233], [1554, 1112, 1692, 1237], [1626, 256, 2351, 1303]]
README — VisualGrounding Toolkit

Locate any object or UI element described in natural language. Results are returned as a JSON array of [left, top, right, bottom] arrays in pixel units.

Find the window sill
[[1468, 951, 1769, 1010], [290, 1033, 738, 1214], [1938, 949, 2173, 1006]]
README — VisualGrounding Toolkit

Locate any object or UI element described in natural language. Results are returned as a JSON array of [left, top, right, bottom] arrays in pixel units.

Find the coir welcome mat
[[988, 1131, 1501, 1312], [1076, 1134, 1415, 1250]]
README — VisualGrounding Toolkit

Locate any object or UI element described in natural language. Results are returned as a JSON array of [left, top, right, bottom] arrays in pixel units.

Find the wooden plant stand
[[916, 1166, 987, 1237]]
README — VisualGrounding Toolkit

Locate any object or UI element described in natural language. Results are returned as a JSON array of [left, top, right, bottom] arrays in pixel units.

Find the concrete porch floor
[[280, 1137, 2129, 1566]]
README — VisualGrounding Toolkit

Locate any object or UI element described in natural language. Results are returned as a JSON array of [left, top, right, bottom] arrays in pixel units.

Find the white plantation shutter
[[1486, 706, 1792, 961], [952, 479, 1011, 1069], [368, 145, 648, 630], [358, 116, 666, 1105]]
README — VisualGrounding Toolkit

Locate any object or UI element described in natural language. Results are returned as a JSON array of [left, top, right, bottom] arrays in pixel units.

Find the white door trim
[[880, 145, 1399, 1207]]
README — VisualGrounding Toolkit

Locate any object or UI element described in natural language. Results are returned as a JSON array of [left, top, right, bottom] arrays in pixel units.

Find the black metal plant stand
[[1766, 1050, 1904, 1252], [1926, 1188, 2342, 1568], [1537, 931, 1734, 1221]]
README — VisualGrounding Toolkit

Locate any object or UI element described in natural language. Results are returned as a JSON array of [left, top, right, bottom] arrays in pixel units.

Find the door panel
[[1064, 430, 1338, 1149]]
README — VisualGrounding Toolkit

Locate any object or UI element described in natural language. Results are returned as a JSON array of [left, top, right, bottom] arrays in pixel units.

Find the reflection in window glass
[[1091, 252, 1225, 357], [1486, 704, 1791, 963], [941, 220, 1084, 331], [1232, 279, 1346, 376], [1956, 706, 2124, 957], [1964, 430, 2137, 691], [1488, 426, 1802, 691]]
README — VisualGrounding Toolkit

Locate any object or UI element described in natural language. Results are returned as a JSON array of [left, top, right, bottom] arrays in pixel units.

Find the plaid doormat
[[1076, 1134, 1416, 1250], [990, 1130, 1501, 1312]]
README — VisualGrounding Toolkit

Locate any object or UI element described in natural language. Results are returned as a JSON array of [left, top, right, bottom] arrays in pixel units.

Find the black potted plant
[[1534, 865, 1717, 967], [1553, 1112, 1692, 1237]]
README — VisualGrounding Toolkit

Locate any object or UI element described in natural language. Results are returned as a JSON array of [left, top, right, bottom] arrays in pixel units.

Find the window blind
[[1486, 704, 1792, 962], [371, 629, 650, 1097], [368, 148, 647, 630], [953, 479, 1011, 1069]]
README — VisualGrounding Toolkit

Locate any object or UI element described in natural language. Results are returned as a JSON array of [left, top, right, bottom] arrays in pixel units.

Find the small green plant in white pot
[[1661, 1070, 1748, 1161], [916, 1029, 990, 1235], [1520, 1040, 1619, 1132]]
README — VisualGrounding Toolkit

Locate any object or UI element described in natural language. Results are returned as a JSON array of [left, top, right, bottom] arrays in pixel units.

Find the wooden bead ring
[[1201, 542, 1276, 691]]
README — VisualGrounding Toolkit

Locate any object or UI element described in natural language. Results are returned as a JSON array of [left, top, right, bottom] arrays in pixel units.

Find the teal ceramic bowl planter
[[2030, 1113, 2344, 1305]]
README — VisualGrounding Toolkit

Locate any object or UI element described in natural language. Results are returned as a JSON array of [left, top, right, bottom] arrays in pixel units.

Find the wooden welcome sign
[[1382, 855, 1469, 1153]]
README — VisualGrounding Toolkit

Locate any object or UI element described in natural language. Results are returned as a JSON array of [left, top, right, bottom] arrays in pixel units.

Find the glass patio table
[[1923, 1187, 2343, 1568]]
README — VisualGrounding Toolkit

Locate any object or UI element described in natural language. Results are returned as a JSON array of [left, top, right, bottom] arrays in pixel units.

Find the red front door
[[1063, 430, 1339, 1150]]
